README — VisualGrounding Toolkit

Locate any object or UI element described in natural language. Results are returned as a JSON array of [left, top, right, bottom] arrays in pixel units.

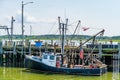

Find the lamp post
[[21, 1, 33, 65], [22, 1, 33, 47]]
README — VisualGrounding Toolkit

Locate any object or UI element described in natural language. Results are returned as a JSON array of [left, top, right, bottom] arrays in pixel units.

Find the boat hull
[[25, 55, 107, 76]]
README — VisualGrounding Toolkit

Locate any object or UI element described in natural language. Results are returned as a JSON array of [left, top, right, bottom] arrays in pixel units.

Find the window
[[43, 55, 48, 59], [50, 55, 54, 60]]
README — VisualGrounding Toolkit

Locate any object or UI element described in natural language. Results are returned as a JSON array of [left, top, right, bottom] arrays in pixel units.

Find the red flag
[[79, 48, 84, 59], [82, 27, 89, 31]]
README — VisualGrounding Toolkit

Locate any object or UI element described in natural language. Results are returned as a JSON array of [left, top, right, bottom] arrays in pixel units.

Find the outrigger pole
[[78, 29, 105, 48], [78, 29, 105, 65]]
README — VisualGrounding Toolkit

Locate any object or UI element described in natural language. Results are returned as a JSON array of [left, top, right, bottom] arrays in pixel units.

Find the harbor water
[[0, 66, 119, 80]]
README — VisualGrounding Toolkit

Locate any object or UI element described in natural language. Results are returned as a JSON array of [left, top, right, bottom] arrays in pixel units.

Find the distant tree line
[[0, 34, 119, 41]]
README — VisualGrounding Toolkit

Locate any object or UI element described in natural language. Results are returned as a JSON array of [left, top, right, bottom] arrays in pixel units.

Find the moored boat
[[25, 52, 107, 76], [25, 17, 107, 76]]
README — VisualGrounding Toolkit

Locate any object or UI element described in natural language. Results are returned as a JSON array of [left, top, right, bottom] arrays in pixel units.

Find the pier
[[0, 40, 119, 72]]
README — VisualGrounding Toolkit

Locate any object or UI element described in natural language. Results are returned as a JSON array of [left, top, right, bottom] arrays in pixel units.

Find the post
[[21, 1, 24, 61], [28, 42, 31, 55], [51, 40, 53, 46], [0, 41, 2, 65], [118, 43, 120, 57], [11, 16, 15, 42], [13, 42, 16, 64], [112, 43, 119, 80], [117, 42, 120, 75], [98, 43, 102, 58], [45, 42, 48, 52]]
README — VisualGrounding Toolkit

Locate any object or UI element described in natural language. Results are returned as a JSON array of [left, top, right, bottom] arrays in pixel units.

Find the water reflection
[[2, 65, 5, 79], [112, 54, 119, 80], [0, 65, 119, 80]]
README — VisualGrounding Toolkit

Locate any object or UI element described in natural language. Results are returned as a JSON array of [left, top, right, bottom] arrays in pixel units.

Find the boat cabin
[[42, 52, 56, 67], [41, 52, 63, 68]]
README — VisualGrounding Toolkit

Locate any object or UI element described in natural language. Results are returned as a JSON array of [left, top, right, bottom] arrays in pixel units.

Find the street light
[[21, 1, 33, 56], [22, 1, 33, 46]]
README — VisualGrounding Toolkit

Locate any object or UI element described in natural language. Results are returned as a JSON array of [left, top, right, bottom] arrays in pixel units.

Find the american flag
[[82, 27, 89, 31], [79, 47, 84, 59]]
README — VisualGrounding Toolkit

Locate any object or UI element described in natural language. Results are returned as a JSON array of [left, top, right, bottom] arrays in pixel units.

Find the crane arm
[[79, 29, 105, 47]]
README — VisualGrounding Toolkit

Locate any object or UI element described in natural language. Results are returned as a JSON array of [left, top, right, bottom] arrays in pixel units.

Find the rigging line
[[66, 29, 73, 35], [67, 23, 80, 35], [68, 21, 79, 26], [70, 20, 81, 41], [46, 21, 57, 34], [64, 8, 66, 21], [84, 40, 98, 65], [53, 29, 59, 35], [84, 45, 97, 65]]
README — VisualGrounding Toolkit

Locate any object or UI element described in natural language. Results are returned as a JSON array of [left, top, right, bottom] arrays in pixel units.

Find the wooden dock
[[0, 41, 120, 71]]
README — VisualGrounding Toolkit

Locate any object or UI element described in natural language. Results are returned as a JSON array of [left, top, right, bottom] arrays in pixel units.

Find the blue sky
[[0, 0, 120, 36]]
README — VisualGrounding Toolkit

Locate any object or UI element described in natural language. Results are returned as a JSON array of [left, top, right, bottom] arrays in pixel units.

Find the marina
[[0, 0, 120, 80]]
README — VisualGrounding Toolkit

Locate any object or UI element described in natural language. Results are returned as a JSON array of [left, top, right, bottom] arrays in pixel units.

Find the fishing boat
[[25, 52, 107, 76], [25, 17, 107, 76]]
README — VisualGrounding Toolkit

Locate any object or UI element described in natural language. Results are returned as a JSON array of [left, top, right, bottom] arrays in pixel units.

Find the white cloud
[[13, 10, 38, 24], [12, 10, 56, 24]]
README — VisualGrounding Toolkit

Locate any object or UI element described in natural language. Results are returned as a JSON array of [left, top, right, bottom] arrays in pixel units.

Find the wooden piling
[[0, 41, 2, 65]]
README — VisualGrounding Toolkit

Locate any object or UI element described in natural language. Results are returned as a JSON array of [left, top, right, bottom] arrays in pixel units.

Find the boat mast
[[61, 23, 65, 54], [58, 17, 68, 54], [65, 18, 68, 36], [58, 17, 61, 36]]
